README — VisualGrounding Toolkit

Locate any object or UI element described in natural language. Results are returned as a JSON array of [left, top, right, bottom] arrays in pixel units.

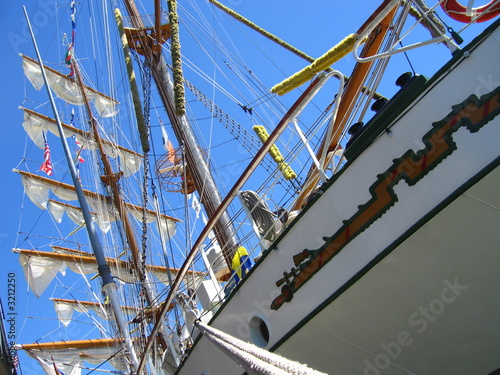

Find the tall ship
[[10, 0, 500, 374]]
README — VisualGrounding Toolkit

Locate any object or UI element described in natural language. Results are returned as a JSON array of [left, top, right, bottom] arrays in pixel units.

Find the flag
[[65, 0, 76, 77], [231, 246, 252, 283], [191, 193, 201, 220], [10, 354, 19, 368], [40, 132, 53, 176], [160, 118, 169, 151], [160, 118, 176, 163], [167, 139, 176, 163], [70, 110, 84, 163], [73, 135, 85, 163]]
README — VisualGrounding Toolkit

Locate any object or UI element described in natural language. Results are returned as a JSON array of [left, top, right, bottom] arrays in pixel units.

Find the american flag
[[40, 132, 53, 176], [10, 354, 19, 368]]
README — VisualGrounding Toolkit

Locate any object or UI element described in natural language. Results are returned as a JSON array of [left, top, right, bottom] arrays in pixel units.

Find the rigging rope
[[196, 321, 328, 375], [184, 79, 301, 186], [208, 0, 315, 64], [184, 79, 260, 151]]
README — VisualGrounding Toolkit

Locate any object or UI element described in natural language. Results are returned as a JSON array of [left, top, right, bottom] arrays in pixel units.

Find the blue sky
[[0, 1, 495, 373]]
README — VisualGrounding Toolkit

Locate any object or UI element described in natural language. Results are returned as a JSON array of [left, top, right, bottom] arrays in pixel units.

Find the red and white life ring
[[441, 0, 500, 23]]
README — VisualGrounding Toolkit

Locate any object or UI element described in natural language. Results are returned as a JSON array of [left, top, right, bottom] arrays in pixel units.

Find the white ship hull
[[178, 20, 500, 375]]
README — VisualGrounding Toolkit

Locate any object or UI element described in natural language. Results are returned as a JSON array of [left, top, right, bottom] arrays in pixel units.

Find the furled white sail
[[48, 200, 85, 226], [16, 170, 178, 238], [48, 199, 112, 233], [22, 55, 119, 118], [21, 109, 142, 177], [14, 248, 206, 297], [51, 298, 139, 326], [52, 299, 105, 326], [21, 342, 128, 375], [33, 354, 81, 375], [18, 252, 63, 298]]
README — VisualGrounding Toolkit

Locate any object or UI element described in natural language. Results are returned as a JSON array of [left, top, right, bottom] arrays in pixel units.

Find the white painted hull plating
[[178, 22, 500, 375]]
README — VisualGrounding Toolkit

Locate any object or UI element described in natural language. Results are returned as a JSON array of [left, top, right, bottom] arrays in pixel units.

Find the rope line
[[196, 321, 328, 375]]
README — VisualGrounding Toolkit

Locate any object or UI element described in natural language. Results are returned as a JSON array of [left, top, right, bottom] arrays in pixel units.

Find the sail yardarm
[[13, 248, 205, 277], [22, 108, 87, 149], [50, 297, 139, 312], [21, 108, 143, 177], [21, 55, 119, 118], [18, 339, 128, 374], [18, 338, 124, 351], [15, 246, 208, 300], [18, 170, 178, 239], [15, 170, 180, 223], [253, 125, 297, 180], [51, 298, 139, 326], [114, 8, 150, 153]]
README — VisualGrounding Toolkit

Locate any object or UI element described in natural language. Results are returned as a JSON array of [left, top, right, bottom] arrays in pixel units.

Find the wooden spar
[[292, 0, 399, 211], [15, 170, 180, 223], [18, 338, 124, 351], [136, 76, 325, 375], [13, 248, 205, 278], [22, 107, 143, 159], [122, 0, 239, 267], [50, 297, 140, 311], [49, 298, 176, 324], [48, 199, 98, 218], [51, 245, 92, 256], [21, 55, 118, 104], [51, 298, 105, 307]]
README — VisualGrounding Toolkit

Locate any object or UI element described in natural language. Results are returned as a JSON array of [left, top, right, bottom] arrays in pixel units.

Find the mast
[[22, 6, 140, 371], [122, 0, 239, 266], [71, 60, 153, 296]]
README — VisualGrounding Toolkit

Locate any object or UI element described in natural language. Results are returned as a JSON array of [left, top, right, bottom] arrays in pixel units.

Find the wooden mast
[[121, 0, 239, 266], [292, 0, 400, 210], [71, 60, 152, 297]]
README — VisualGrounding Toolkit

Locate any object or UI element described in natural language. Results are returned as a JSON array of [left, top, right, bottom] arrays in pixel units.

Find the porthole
[[249, 316, 270, 348]]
